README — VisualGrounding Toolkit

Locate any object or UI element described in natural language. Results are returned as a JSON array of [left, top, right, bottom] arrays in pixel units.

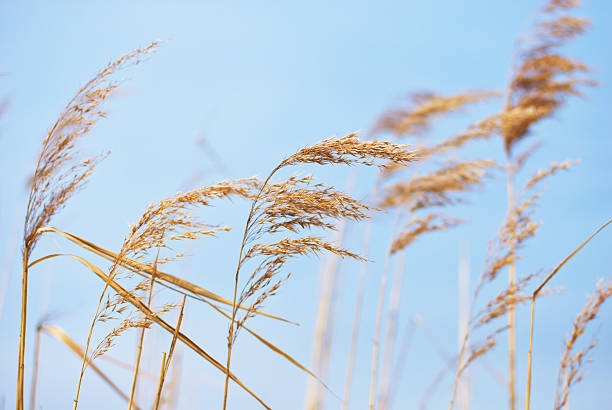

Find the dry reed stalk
[[525, 218, 612, 410], [222, 134, 417, 409], [368, 209, 401, 410], [420, 357, 457, 410], [411, 316, 457, 410], [450, 159, 576, 410], [371, 86, 498, 410], [385, 320, 416, 410], [377, 248, 406, 410], [30, 252, 270, 408], [153, 296, 186, 410], [36, 324, 143, 409], [154, 353, 167, 409], [27, 249, 321, 392], [35, 226, 289, 323], [127, 258, 157, 410], [197, 284, 325, 384], [498, 1, 593, 405], [341, 197, 375, 410], [414, 316, 501, 410], [73, 179, 257, 409], [305, 209, 349, 410], [376, 163, 484, 410], [17, 41, 161, 410], [28, 322, 43, 410], [457, 241, 470, 410], [165, 349, 182, 410], [505, 164, 518, 410]]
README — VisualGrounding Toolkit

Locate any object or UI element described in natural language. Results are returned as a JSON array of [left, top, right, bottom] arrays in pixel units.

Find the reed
[[8, 1, 609, 408], [368, 88, 497, 410], [222, 135, 417, 409], [17, 41, 160, 410]]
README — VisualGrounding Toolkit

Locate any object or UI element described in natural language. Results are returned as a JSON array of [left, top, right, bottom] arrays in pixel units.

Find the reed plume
[[372, 91, 497, 138], [554, 278, 612, 409], [450, 159, 578, 410], [223, 134, 417, 409], [367, 88, 497, 410], [500, 1, 593, 404], [17, 41, 161, 410], [74, 179, 255, 408], [524, 219, 612, 410], [380, 159, 496, 212]]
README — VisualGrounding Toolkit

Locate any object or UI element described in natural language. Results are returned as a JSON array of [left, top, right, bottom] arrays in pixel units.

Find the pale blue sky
[[1, 1, 611, 409]]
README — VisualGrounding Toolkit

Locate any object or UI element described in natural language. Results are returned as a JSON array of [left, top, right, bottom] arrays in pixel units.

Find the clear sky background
[[1, 1, 611, 409]]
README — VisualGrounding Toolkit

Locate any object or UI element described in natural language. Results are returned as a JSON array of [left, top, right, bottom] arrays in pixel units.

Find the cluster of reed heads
[[9, 0, 611, 409]]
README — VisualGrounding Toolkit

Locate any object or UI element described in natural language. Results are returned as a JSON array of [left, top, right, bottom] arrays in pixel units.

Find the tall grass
[[7, 0, 611, 409]]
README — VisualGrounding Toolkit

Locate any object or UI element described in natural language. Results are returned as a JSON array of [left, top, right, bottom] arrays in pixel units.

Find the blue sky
[[1, 1, 611, 409]]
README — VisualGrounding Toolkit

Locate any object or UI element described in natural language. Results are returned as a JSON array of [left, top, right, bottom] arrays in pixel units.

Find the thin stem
[[16, 247, 29, 410], [73, 270, 116, 410], [420, 356, 458, 410], [127, 269, 156, 409], [223, 166, 280, 410], [386, 322, 416, 410], [525, 218, 612, 410], [525, 297, 536, 410], [68, 252, 270, 408], [369, 209, 401, 410], [41, 324, 139, 407], [29, 323, 42, 410], [305, 217, 348, 410], [74, 248, 133, 410], [153, 353, 167, 410], [449, 264, 486, 410], [457, 240, 470, 410], [378, 248, 407, 409], [36, 226, 291, 324], [506, 161, 517, 410], [154, 296, 186, 410], [342, 218, 372, 410]]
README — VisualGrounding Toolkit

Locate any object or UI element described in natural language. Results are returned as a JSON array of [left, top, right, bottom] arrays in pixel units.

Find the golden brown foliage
[[554, 278, 612, 410], [18, 41, 161, 410], [90, 179, 257, 359], [482, 160, 576, 285], [231, 134, 417, 338], [390, 213, 463, 254], [503, 0, 593, 153], [380, 160, 496, 211], [223, 134, 417, 409], [372, 91, 498, 138], [23, 41, 161, 251]]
